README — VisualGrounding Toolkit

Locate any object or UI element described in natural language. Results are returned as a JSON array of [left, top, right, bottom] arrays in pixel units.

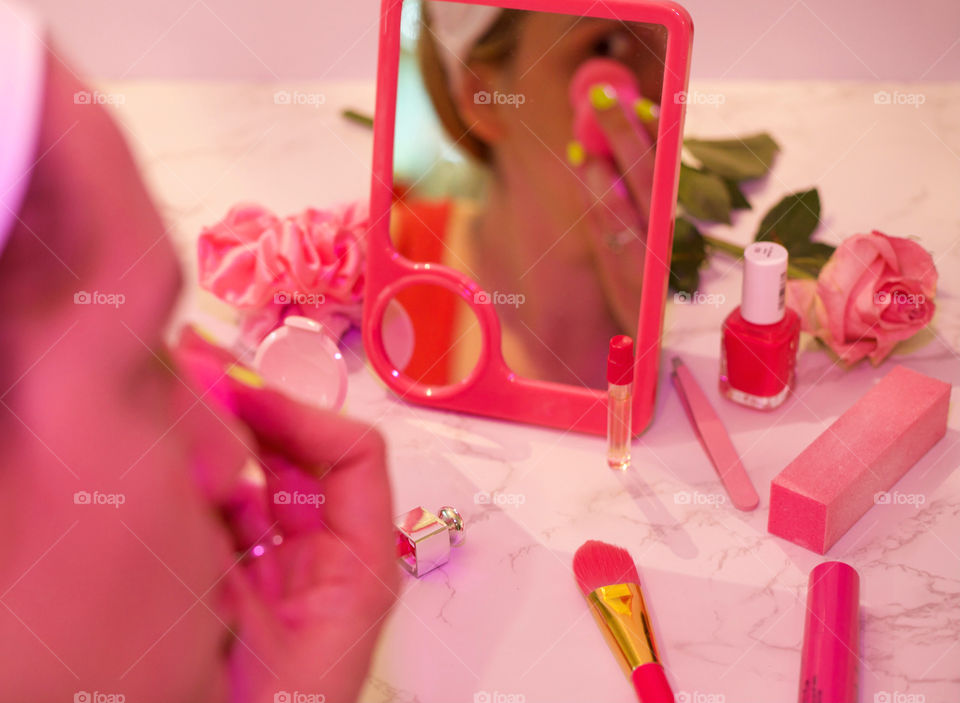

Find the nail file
[[671, 357, 760, 511], [768, 365, 950, 554]]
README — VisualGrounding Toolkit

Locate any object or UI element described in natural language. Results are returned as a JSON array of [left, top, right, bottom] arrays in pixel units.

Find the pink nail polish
[[720, 242, 800, 410]]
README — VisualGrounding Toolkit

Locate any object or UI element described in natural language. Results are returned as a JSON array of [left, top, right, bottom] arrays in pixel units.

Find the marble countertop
[[103, 79, 960, 703]]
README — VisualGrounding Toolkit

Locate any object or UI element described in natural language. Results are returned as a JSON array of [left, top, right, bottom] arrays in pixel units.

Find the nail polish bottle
[[720, 241, 800, 410]]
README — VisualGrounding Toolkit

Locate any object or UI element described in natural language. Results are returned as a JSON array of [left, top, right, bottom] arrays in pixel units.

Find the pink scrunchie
[[198, 201, 368, 346]]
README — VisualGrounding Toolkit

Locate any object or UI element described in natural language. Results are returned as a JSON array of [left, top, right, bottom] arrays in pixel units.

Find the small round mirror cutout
[[383, 283, 481, 387]]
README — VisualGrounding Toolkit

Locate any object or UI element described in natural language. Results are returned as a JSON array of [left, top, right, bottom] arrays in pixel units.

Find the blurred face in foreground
[[0, 49, 397, 702]]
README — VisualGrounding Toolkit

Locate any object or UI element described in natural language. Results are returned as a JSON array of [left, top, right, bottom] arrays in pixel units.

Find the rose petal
[[880, 231, 938, 296], [786, 279, 820, 333], [817, 232, 897, 346]]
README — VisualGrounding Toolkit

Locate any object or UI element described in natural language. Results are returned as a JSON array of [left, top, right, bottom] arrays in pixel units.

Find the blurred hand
[[174, 328, 398, 703]]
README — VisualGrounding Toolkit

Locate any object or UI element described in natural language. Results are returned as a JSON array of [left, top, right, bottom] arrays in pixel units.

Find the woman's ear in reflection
[[455, 62, 509, 147]]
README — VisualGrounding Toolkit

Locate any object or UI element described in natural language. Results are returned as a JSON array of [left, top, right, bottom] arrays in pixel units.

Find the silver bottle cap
[[394, 505, 465, 577]]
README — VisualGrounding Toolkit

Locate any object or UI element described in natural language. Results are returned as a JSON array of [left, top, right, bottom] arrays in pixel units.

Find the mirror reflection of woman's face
[[438, 14, 669, 386], [467, 15, 666, 250]]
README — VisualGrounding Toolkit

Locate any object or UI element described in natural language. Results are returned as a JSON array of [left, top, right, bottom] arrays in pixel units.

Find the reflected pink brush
[[569, 58, 647, 158], [573, 540, 674, 703]]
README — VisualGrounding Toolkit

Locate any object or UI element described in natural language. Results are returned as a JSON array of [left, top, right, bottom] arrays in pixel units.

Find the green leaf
[[784, 240, 835, 278], [342, 108, 374, 128], [723, 178, 751, 210], [789, 241, 836, 258], [669, 216, 707, 294], [684, 133, 780, 182], [755, 188, 821, 246], [677, 164, 732, 224]]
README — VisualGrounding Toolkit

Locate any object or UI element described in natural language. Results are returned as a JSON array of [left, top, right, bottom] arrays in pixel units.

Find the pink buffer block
[[769, 365, 950, 554]]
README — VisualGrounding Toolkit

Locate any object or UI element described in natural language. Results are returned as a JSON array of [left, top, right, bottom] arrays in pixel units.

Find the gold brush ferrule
[[587, 583, 661, 677]]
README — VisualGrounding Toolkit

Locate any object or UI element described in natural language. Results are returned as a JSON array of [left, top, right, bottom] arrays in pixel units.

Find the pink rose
[[787, 230, 937, 365], [197, 201, 368, 346]]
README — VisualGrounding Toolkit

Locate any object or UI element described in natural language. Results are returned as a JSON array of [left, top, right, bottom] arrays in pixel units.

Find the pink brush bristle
[[573, 540, 641, 595]]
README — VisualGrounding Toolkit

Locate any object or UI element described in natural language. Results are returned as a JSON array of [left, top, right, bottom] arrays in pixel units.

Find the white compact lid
[[741, 241, 788, 325], [253, 316, 349, 412]]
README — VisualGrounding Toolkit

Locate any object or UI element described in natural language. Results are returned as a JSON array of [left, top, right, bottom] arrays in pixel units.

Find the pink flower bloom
[[787, 230, 937, 365], [198, 202, 368, 345]]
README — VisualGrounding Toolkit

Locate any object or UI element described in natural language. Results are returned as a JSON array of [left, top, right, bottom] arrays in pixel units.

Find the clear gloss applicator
[[606, 335, 634, 470]]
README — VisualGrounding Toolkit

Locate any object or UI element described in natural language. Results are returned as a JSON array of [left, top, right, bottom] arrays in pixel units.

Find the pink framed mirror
[[363, 0, 693, 435]]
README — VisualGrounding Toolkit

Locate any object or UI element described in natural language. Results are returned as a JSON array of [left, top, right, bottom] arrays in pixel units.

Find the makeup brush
[[573, 540, 675, 703]]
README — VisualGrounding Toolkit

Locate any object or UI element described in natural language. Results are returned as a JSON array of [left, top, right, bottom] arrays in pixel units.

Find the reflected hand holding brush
[[567, 57, 661, 337]]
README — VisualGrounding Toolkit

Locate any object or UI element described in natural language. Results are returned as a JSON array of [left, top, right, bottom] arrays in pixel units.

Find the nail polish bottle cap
[[741, 242, 788, 325], [394, 505, 465, 577], [607, 335, 634, 385]]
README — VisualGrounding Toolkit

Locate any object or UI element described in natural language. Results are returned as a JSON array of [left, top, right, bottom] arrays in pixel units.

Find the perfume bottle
[[720, 241, 800, 410], [394, 505, 464, 577]]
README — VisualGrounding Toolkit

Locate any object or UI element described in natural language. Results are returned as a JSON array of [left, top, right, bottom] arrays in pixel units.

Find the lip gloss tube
[[607, 335, 634, 470], [799, 561, 860, 703]]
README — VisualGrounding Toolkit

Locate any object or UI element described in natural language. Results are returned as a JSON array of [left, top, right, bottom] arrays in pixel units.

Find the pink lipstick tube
[[799, 561, 860, 703]]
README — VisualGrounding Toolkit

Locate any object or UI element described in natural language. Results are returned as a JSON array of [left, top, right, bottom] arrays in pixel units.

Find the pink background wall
[[24, 0, 960, 80]]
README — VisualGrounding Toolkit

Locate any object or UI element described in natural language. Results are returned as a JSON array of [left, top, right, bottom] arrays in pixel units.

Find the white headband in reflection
[[425, 1, 502, 90], [0, 1, 45, 255]]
